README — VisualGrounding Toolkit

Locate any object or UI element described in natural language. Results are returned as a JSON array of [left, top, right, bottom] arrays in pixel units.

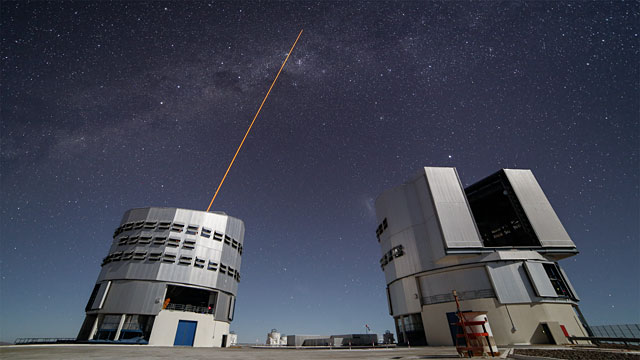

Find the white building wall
[[421, 298, 587, 346], [148, 309, 230, 347]]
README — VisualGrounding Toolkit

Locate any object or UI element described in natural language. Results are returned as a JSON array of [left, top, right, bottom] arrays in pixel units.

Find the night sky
[[1, 1, 638, 344]]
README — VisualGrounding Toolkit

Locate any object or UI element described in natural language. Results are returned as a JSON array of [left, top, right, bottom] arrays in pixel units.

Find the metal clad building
[[77, 207, 243, 347], [376, 167, 588, 346]]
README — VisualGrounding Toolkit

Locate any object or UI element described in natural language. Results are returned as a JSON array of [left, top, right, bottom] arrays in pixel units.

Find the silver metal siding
[[523, 262, 558, 297], [486, 262, 535, 304], [559, 266, 580, 301], [504, 169, 575, 248], [424, 167, 484, 249]]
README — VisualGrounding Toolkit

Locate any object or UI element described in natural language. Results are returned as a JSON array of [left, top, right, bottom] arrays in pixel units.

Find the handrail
[[14, 338, 76, 345], [165, 303, 213, 315], [569, 336, 640, 347]]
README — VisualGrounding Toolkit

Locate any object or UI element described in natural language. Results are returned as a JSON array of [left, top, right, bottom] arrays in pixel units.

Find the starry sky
[[1, 1, 638, 344]]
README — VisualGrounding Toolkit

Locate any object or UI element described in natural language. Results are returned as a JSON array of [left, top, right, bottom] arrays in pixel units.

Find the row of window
[[101, 251, 241, 282], [375, 218, 389, 241], [380, 244, 404, 268], [113, 221, 230, 241], [114, 232, 243, 255]]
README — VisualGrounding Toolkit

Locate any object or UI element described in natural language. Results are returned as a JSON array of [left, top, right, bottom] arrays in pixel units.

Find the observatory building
[[76, 207, 243, 347], [375, 167, 589, 346]]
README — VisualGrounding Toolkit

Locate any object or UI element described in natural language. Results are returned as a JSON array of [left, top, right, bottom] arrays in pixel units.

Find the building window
[[134, 221, 144, 229], [138, 236, 152, 245], [153, 236, 166, 245], [182, 239, 196, 250], [194, 258, 205, 268], [118, 236, 129, 246], [148, 252, 162, 261], [380, 245, 404, 269], [94, 315, 121, 341], [186, 225, 199, 235], [158, 221, 171, 230], [162, 253, 176, 263], [543, 263, 571, 297], [224, 235, 231, 245], [128, 235, 139, 245], [231, 240, 239, 249], [123, 222, 134, 231], [144, 221, 157, 229], [178, 256, 193, 265], [167, 237, 181, 247], [219, 264, 227, 275], [238, 244, 243, 255], [122, 250, 134, 260], [201, 228, 212, 238], [133, 251, 147, 260], [171, 223, 184, 233], [376, 217, 389, 242], [207, 261, 218, 271], [213, 232, 223, 241]]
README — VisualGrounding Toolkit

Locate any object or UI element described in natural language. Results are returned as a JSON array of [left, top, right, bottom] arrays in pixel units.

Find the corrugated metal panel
[[559, 266, 580, 301], [486, 262, 534, 304], [90, 281, 111, 310], [503, 170, 575, 248], [101, 280, 166, 315], [424, 167, 484, 249], [523, 262, 558, 297]]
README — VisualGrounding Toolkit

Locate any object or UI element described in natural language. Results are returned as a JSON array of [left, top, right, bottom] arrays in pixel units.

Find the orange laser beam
[[206, 29, 303, 212]]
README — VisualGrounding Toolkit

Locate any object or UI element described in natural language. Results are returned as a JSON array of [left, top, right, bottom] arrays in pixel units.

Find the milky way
[[1, 1, 638, 342]]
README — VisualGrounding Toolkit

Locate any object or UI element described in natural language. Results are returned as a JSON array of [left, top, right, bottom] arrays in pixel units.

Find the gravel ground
[[514, 348, 640, 360]]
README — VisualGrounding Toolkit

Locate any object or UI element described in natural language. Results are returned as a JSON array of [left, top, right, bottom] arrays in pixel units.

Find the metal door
[[174, 320, 197, 346]]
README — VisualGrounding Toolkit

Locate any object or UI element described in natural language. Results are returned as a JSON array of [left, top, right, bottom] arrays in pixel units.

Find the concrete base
[[421, 298, 588, 346], [148, 309, 230, 347]]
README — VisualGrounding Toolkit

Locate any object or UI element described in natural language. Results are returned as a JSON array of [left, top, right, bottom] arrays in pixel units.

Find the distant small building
[[286, 334, 378, 347], [76, 207, 244, 347], [375, 167, 590, 346]]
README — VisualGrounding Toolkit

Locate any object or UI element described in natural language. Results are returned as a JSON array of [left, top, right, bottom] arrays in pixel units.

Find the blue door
[[174, 320, 197, 346]]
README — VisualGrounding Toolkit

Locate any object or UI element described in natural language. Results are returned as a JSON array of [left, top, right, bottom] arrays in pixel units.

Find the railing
[[14, 338, 76, 345], [422, 289, 495, 305], [569, 336, 640, 347], [165, 303, 213, 314]]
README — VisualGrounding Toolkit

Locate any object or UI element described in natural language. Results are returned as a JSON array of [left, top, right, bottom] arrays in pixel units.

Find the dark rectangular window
[[153, 236, 166, 245], [178, 256, 193, 265], [465, 170, 540, 247], [171, 223, 184, 233], [186, 225, 199, 235], [543, 263, 571, 297], [167, 237, 181, 247], [162, 253, 176, 263], [138, 236, 152, 244], [207, 261, 218, 271]]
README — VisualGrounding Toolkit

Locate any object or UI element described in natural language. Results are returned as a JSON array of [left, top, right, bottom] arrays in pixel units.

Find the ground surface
[[514, 348, 640, 360], [3, 345, 640, 360], [0, 345, 471, 360]]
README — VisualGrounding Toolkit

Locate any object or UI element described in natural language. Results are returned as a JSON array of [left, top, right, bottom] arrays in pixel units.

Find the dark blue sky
[[1, 1, 638, 343]]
